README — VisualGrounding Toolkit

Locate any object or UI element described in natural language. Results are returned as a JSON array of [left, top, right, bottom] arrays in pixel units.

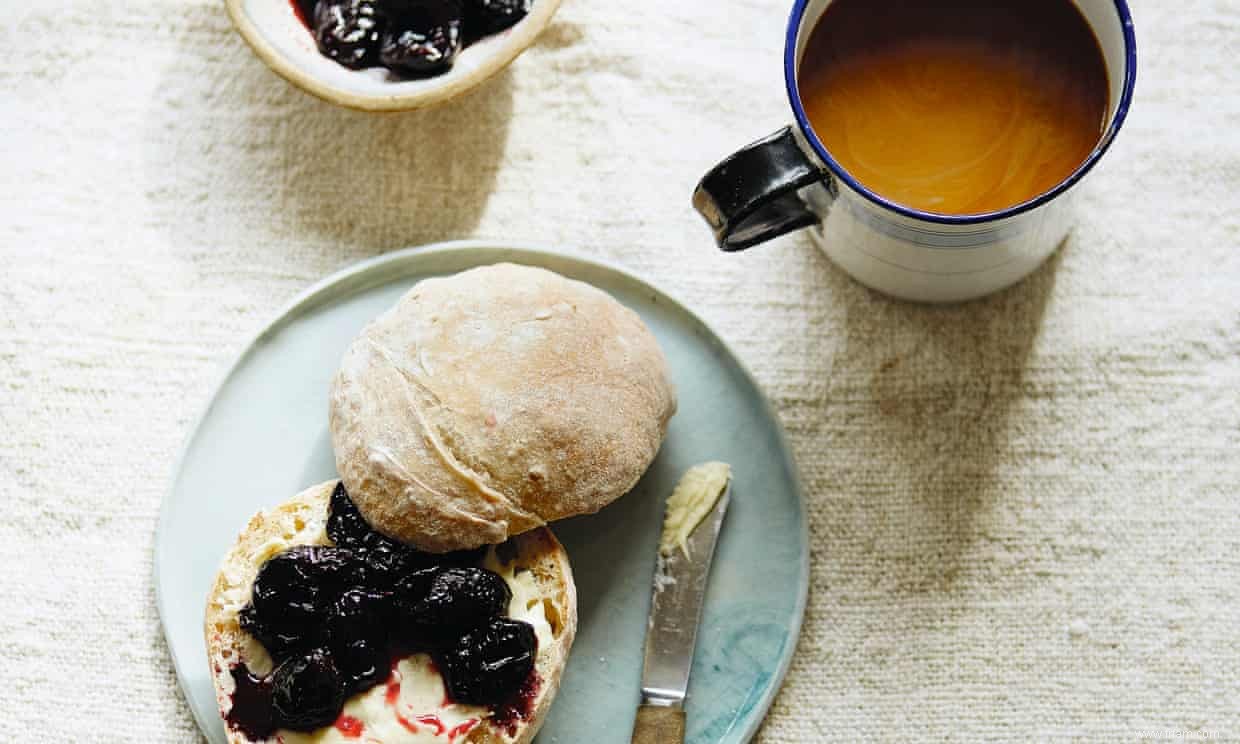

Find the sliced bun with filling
[[205, 480, 577, 744]]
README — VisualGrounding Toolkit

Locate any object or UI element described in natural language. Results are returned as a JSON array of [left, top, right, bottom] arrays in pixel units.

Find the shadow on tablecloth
[[141, 4, 514, 269], [807, 237, 1064, 593]]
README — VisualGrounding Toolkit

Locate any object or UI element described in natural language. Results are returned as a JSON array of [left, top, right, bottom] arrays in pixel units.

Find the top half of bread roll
[[329, 263, 677, 552]]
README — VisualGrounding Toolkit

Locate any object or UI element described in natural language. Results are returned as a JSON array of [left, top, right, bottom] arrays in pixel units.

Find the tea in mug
[[797, 0, 1109, 215]]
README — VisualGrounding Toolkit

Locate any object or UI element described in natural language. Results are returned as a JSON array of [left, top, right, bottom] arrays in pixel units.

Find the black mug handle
[[693, 126, 833, 251]]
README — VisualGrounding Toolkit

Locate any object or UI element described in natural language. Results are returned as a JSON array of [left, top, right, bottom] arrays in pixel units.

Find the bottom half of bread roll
[[205, 480, 577, 744]]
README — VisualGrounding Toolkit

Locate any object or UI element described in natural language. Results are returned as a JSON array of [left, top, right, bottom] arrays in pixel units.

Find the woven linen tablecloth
[[2, 0, 1238, 741]]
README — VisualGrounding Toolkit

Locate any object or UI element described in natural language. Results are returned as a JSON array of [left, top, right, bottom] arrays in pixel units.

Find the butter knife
[[631, 480, 731, 744]]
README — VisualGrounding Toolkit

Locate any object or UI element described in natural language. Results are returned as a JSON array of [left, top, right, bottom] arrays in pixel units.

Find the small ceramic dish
[[226, 0, 562, 112]]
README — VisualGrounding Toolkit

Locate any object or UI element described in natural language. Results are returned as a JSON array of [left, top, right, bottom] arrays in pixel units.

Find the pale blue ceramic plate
[[156, 242, 807, 744]]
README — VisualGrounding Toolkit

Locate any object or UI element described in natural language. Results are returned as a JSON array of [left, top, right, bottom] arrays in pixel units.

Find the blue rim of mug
[[783, 0, 1138, 227]]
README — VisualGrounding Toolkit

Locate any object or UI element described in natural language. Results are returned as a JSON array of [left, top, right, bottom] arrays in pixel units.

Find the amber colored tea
[[798, 0, 1109, 215]]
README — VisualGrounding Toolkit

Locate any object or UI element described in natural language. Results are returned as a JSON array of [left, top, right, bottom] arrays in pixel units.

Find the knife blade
[[632, 479, 731, 743]]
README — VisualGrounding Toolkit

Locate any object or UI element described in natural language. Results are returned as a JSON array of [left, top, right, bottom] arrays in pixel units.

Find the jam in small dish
[[294, 0, 531, 78]]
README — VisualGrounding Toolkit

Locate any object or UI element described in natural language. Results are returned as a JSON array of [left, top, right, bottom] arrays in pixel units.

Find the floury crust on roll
[[205, 480, 577, 744], [330, 263, 677, 552]]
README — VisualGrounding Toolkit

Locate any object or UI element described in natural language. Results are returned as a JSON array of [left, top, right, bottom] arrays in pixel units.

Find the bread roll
[[330, 263, 676, 552], [204, 480, 577, 744]]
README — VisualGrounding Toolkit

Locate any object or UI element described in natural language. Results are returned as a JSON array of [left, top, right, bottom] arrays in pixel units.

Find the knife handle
[[631, 704, 686, 744]]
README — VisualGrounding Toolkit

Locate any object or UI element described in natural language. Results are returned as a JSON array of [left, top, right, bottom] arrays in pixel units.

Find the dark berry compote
[[294, 0, 531, 77], [224, 482, 539, 739]]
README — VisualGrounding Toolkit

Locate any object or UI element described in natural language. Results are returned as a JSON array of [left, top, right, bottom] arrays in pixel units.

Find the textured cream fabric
[[1, 0, 1237, 741]]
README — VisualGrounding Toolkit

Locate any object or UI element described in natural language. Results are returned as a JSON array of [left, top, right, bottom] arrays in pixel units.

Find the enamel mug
[[692, 0, 1137, 303]]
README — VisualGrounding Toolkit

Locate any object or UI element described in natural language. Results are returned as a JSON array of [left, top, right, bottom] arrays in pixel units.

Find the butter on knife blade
[[634, 461, 732, 737], [659, 462, 732, 559]]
